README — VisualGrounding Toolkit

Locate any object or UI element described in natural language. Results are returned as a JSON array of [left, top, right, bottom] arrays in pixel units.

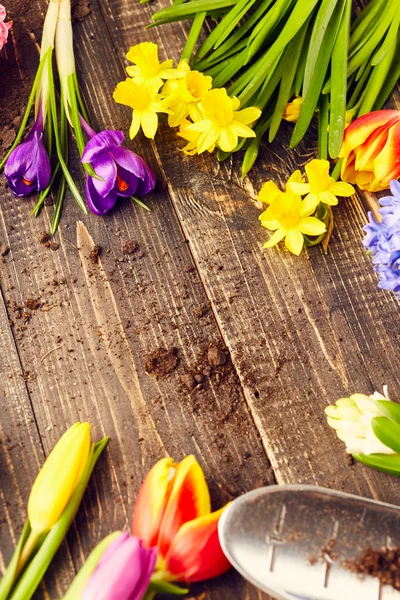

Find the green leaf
[[353, 453, 400, 477], [0, 521, 31, 600], [371, 416, 400, 454], [372, 38, 400, 109], [291, 0, 346, 148], [376, 401, 400, 426], [148, 580, 188, 595], [152, 0, 236, 21], [181, 11, 206, 62], [328, 0, 351, 158], [303, 0, 341, 97]]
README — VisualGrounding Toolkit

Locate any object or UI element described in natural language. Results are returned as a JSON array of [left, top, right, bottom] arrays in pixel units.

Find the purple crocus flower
[[4, 111, 51, 197], [82, 532, 156, 600], [81, 127, 156, 216]]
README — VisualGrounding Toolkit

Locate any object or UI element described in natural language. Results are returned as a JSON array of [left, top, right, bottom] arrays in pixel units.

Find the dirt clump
[[208, 347, 227, 367], [347, 547, 400, 591], [144, 347, 179, 379], [38, 232, 51, 245], [122, 240, 138, 255], [89, 244, 100, 264], [25, 298, 41, 310], [0, 244, 9, 256]]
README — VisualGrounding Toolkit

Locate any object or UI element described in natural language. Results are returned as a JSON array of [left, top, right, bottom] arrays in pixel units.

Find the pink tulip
[[0, 5, 11, 51], [82, 532, 156, 600]]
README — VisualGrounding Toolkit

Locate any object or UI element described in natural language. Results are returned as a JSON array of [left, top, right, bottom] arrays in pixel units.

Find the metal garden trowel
[[218, 485, 400, 600]]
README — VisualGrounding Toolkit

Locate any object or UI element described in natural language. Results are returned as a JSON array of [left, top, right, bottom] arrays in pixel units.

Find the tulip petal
[[157, 456, 211, 558], [374, 120, 400, 186], [132, 457, 175, 549], [28, 423, 90, 533], [339, 110, 400, 158], [163, 506, 231, 583]]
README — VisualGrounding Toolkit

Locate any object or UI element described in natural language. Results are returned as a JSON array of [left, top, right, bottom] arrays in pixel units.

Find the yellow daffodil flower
[[288, 158, 355, 213], [125, 42, 184, 94], [178, 118, 215, 155], [258, 170, 304, 205], [283, 97, 303, 122], [163, 62, 213, 128], [260, 189, 326, 255], [184, 88, 261, 154], [28, 422, 91, 534], [113, 78, 172, 139]]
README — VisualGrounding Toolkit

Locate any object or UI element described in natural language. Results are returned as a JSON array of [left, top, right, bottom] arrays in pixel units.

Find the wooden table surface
[[1, 1, 400, 598]]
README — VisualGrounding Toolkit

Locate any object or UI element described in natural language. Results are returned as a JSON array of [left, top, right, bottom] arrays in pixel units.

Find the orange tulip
[[132, 456, 231, 583], [339, 110, 400, 192]]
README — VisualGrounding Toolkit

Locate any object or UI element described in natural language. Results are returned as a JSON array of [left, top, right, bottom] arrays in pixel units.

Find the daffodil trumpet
[[0, 424, 108, 600]]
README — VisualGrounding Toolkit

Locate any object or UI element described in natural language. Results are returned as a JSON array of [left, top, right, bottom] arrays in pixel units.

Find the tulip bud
[[132, 456, 231, 583], [339, 110, 400, 192], [82, 532, 156, 600], [28, 422, 91, 534]]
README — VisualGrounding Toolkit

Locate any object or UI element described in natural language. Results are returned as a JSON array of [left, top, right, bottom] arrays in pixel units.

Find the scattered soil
[[89, 244, 101, 264], [144, 347, 179, 379], [0, 244, 9, 256], [347, 547, 400, 591], [71, 0, 91, 22], [208, 347, 227, 367], [122, 240, 138, 255], [25, 298, 41, 311], [194, 304, 208, 318], [38, 232, 51, 245]]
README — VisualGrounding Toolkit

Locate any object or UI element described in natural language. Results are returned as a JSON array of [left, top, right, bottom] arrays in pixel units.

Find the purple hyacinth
[[82, 532, 156, 600], [363, 180, 400, 296], [81, 127, 156, 216], [4, 111, 51, 197]]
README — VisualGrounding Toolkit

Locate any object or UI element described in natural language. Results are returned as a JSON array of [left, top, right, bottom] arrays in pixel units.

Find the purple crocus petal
[[86, 177, 118, 216], [136, 161, 156, 196], [91, 155, 117, 197], [113, 163, 139, 198], [111, 147, 147, 182], [82, 533, 157, 600], [82, 130, 124, 164], [4, 130, 51, 197]]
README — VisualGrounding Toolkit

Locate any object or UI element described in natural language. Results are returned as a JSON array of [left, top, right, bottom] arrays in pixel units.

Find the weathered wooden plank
[[100, 0, 400, 505], [0, 2, 273, 598]]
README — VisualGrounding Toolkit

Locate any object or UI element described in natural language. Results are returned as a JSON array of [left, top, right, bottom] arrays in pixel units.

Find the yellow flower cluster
[[113, 43, 262, 154], [259, 159, 355, 256]]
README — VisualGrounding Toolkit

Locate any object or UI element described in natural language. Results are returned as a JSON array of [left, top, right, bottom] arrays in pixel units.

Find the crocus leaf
[[371, 416, 400, 454], [0, 521, 31, 600], [376, 401, 400, 426], [353, 453, 400, 477]]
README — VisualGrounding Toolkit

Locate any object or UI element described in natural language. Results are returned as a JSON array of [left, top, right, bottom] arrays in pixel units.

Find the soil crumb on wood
[[122, 239, 138, 254], [25, 298, 41, 310], [38, 232, 51, 245], [72, 0, 91, 22], [0, 244, 9, 256], [89, 244, 100, 264], [208, 347, 227, 367], [347, 547, 400, 591], [144, 347, 179, 379]]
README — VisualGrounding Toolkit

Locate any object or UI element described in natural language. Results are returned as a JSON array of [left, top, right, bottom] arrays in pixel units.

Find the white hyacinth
[[325, 387, 396, 455]]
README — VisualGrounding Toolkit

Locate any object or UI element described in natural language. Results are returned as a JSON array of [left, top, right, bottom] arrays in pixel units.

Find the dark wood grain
[[99, 0, 400, 499], [0, 1, 273, 599]]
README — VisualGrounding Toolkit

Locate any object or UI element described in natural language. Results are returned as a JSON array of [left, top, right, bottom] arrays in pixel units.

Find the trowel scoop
[[218, 485, 400, 600]]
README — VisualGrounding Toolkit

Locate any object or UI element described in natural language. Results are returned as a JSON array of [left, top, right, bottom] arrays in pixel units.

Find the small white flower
[[325, 389, 395, 455]]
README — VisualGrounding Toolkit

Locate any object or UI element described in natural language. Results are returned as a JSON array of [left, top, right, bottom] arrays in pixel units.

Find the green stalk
[[180, 11, 206, 62], [73, 71, 89, 123], [66, 75, 97, 179], [132, 197, 151, 212], [330, 157, 343, 181], [0, 522, 31, 600], [372, 38, 400, 109], [152, 0, 236, 21], [0, 53, 48, 171], [31, 161, 61, 217], [241, 115, 272, 179], [246, 0, 294, 63], [9, 439, 108, 600], [318, 94, 329, 160], [47, 51, 87, 214], [328, 0, 351, 158]]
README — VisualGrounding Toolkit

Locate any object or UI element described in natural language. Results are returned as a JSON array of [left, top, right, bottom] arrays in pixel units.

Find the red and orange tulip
[[339, 110, 400, 192], [132, 456, 231, 583]]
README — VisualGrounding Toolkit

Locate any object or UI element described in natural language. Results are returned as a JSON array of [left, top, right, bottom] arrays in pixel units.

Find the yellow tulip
[[28, 422, 91, 534]]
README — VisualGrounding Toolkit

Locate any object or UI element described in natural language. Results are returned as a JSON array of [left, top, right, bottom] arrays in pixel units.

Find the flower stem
[[331, 157, 343, 181], [0, 55, 47, 171], [131, 197, 151, 212], [15, 531, 41, 579], [181, 11, 206, 63], [0, 521, 31, 600], [9, 439, 108, 600]]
